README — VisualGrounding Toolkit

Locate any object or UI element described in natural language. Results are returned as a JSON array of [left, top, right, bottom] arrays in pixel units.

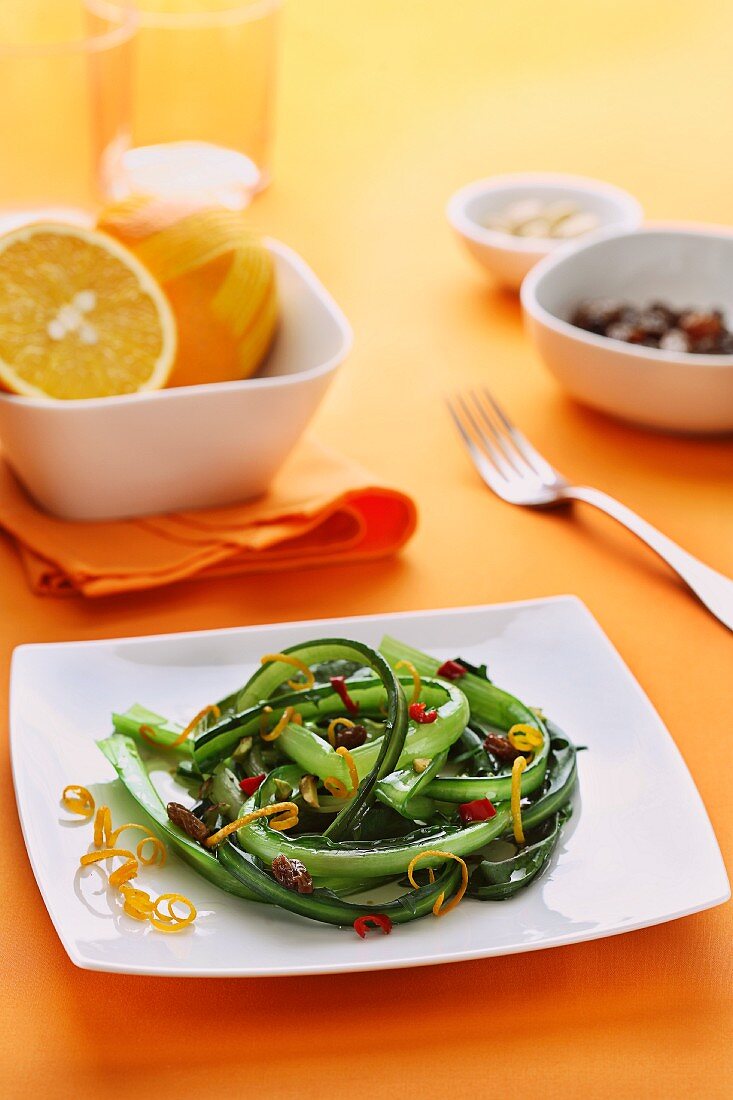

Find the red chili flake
[[437, 659, 467, 681], [458, 798, 497, 824], [409, 702, 438, 724], [353, 914, 393, 939], [239, 774, 266, 796], [330, 676, 359, 715]]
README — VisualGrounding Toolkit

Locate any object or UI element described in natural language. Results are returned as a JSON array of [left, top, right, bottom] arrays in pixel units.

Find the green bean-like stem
[[217, 843, 462, 927]]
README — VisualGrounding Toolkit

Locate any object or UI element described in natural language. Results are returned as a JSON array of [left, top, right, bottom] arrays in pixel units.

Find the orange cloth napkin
[[0, 440, 417, 598]]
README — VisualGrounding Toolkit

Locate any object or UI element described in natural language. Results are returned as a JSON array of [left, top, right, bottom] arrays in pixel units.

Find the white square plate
[[11, 596, 729, 976]]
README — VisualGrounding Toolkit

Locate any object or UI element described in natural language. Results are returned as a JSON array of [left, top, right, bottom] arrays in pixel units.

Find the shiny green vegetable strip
[[376, 751, 448, 819], [379, 634, 550, 800], [236, 733, 576, 877], [97, 733, 259, 901], [96, 634, 579, 935], [112, 704, 191, 753], [468, 808, 571, 900], [195, 677, 389, 773], [217, 842, 462, 927], [380, 635, 547, 731], [274, 679, 468, 787], [199, 638, 409, 841]]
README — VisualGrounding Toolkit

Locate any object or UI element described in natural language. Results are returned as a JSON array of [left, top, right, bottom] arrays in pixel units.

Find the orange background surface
[[2, 1, 732, 1095]]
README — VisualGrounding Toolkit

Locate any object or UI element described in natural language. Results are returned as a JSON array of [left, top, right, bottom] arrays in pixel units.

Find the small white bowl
[[521, 225, 733, 434], [0, 240, 352, 520], [447, 172, 643, 290]]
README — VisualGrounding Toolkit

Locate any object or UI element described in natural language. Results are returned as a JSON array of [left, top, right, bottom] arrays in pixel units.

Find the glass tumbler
[[0, 1, 137, 230], [110, 0, 282, 208]]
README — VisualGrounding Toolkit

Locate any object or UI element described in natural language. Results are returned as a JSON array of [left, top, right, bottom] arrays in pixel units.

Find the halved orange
[[0, 222, 176, 400]]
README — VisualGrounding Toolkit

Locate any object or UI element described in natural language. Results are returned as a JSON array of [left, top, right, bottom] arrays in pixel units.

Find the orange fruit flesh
[[0, 224, 175, 400]]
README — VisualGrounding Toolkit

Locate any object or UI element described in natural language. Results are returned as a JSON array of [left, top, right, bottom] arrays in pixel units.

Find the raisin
[[335, 722, 368, 750], [167, 801, 211, 843], [272, 854, 314, 894], [482, 733, 521, 762], [679, 311, 722, 340], [569, 299, 733, 355], [571, 298, 624, 333]]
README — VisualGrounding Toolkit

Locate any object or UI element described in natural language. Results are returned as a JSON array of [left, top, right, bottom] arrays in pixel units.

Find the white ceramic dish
[[11, 596, 728, 977], [521, 225, 733, 433], [0, 240, 352, 520], [446, 173, 642, 290]]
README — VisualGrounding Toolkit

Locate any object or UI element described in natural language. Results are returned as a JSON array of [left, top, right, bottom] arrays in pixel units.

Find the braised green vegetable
[[98, 636, 578, 933]]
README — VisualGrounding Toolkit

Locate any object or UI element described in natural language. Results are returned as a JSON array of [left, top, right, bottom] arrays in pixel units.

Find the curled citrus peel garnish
[[324, 747, 358, 799], [62, 785, 95, 819], [149, 893, 197, 933], [91, 805, 166, 866], [140, 703, 221, 749], [407, 850, 469, 917], [508, 724, 543, 754], [81, 847, 139, 888], [260, 653, 315, 691], [511, 756, 527, 843], [204, 802, 299, 847], [259, 705, 300, 742], [395, 659, 422, 705], [327, 716, 355, 748], [69, 790, 195, 933]]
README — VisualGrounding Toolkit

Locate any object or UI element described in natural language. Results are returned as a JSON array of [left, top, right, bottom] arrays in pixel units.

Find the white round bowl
[[521, 225, 733, 434], [0, 240, 352, 520], [447, 172, 643, 290]]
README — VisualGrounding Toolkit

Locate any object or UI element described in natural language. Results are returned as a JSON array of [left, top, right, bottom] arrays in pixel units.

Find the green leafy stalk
[[217, 843, 462, 927], [97, 733, 259, 901]]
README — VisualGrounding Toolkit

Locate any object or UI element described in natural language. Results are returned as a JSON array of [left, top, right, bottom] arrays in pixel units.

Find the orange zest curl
[[507, 724, 543, 755], [407, 850, 469, 917], [204, 802, 300, 847], [395, 659, 422, 705], [324, 777, 349, 799], [140, 703, 221, 749], [324, 746, 358, 799], [80, 847, 139, 887], [511, 756, 527, 843], [118, 884, 155, 921], [91, 806, 166, 867], [259, 705, 299, 742], [111, 825, 167, 867], [69, 788, 195, 933], [327, 716, 355, 748], [62, 785, 95, 819], [337, 746, 359, 792], [94, 804, 113, 848], [149, 893, 197, 933], [260, 652, 315, 691]]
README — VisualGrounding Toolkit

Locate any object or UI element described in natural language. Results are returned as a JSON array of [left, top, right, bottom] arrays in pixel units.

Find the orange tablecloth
[[2, 1, 732, 1095]]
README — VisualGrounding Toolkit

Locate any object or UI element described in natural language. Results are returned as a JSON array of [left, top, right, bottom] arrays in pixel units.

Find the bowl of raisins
[[521, 226, 733, 433]]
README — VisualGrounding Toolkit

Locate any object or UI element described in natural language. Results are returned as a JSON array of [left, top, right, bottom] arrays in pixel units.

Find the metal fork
[[448, 387, 733, 632]]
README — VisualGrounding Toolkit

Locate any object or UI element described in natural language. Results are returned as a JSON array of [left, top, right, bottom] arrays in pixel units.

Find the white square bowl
[[11, 597, 728, 977], [0, 240, 352, 520]]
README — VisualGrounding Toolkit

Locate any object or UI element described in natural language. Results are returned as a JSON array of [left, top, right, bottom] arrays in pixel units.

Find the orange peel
[[204, 802, 299, 847], [62, 785, 95, 819], [140, 703, 220, 749], [395, 659, 422, 705], [260, 652, 315, 691], [407, 850, 469, 917]]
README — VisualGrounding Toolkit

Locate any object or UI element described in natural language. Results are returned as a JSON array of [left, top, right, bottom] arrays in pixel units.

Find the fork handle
[[563, 485, 733, 632]]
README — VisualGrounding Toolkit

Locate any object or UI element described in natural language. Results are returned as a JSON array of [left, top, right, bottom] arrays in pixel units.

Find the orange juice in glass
[[109, 0, 281, 207], [0, 1, 136, 229]]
